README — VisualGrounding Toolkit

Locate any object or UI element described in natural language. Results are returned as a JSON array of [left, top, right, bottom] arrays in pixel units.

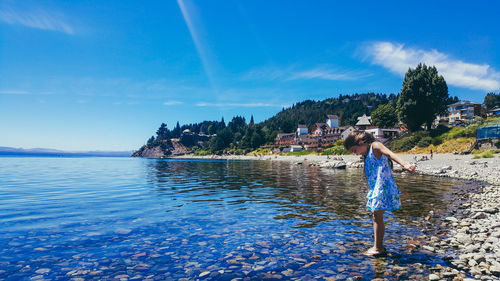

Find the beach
[[176, 153, 500, 280]]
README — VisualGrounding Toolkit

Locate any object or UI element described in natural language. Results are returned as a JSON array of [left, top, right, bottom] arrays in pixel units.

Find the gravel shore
[[176, 153, 500, 280]]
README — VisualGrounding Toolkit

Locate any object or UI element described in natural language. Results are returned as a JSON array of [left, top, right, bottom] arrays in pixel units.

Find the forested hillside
[[260, 93, 398, 134], [134, 93, 399, 156]]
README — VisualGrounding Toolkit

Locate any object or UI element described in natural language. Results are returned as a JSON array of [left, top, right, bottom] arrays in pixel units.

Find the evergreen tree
[[446, 96, 459, 106], [228, 116, 246, 133], [371, 104, 398, 128], [173, 121, 181, 138], [207, 124, 215, 135], [484, 92, 500, 110], [146, 136, 155, 147], [156, 123, 169, 140], [397, 63, 449, 131], [340, 100, 367, 126], [210, 127, 232, 153], [210, 137, 225, 153], [250, 126, 265, 148], [250, 115, 254, 125]]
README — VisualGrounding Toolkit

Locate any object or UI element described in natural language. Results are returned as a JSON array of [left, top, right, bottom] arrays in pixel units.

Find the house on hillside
[[487, 106, 500, 117], [295, 134, 319, 148], [341, 126, 356, 140], [326, 115, 339, 128], [275, 114, 345, 150], [274, 133, 296, 146], [433, 114, 449, 127], [311, 116, 344, 146], [355, 114, 371, 130], [448, 100, 481, 123], [364, 128, 401, 143], [311, 123, 330, 136], [297, 124, 308, 136]]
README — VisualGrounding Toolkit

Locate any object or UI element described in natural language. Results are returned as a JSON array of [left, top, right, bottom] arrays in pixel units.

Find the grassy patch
[[285, 150, 317, 156], [247, 148, 272, 156], [473, 151, 495, 159], [408, 137, 475, 154], [193, 150, 211, 156], [321, 146, 350, 155], [483, 116, 500, 126], [441, 125, 479, 140]]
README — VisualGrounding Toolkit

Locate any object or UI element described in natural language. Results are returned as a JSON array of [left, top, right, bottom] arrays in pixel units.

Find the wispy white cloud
[[163, 100, 183, 106], [365, 41, 500, 91], [0, 90, 29, 95], [0, 6, 74, 34], [289, 67, 372, 81], [196, 102, 283, 107], [242, 66, 371, 82]]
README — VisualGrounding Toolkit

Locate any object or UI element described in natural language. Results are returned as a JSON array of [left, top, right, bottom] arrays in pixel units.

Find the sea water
[[0, 157, 467, 280]]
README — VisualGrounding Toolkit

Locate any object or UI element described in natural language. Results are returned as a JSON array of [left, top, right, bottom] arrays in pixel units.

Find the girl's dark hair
[[343, 130, 376, 150], [343, 130, 393, 169]]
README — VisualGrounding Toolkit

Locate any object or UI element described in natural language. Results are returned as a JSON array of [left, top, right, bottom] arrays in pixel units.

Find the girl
[[344, 130, 416, 256]]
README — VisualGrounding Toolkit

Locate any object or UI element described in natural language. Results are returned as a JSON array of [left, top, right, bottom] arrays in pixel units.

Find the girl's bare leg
[[365, 210, 386, 256]]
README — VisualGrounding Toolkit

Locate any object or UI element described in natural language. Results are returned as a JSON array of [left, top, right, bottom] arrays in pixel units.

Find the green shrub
[[389, 135, 420, 152], [442, 125, 479, 140], [321, 146, 350, 155], [324, 143, 335, 149], [194, 150, 211, 156], [430, 126, 450, 137], [483, 116, 500, 126], [413, 131, 430, 139], [473, 151, 495, 159], [285, 150, 316, 156], [417, 136, 432, 148], [431, 136, 443, 146]]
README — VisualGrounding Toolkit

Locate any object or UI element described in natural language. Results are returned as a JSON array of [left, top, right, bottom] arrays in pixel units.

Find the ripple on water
[[0, 157, 469, 280]]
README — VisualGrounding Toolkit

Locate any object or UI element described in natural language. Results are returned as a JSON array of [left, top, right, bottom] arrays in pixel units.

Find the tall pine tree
[[397, 63, 449, 131]]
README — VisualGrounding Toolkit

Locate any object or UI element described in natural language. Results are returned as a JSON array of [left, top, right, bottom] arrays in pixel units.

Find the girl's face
[[348, 143, 369, 156]]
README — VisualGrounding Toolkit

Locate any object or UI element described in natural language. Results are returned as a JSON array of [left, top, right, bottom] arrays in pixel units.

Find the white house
[[365, 128, 401, 143], [356, 114, 371, 126], [341, 126, 356, 140], [290, 145, 303, 152], [297, 124, 308, 136], [312, 123, 330, 136], [326, 115, 339, 128]]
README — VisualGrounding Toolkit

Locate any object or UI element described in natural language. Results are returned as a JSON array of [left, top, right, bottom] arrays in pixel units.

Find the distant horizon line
[[0, 146, 134, 153]]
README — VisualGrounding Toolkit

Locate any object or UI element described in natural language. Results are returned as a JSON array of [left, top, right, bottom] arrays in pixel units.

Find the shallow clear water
[[0, 157, 467, 280]]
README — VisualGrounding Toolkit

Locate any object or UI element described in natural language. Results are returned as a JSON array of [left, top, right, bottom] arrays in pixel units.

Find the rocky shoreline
[[174, 153, 499, 280]]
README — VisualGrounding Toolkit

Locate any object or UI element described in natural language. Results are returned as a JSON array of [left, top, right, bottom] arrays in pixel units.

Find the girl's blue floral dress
[[364, 144, 401, 212]]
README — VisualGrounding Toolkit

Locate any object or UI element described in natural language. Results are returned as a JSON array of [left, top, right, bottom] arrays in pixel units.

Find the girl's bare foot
[[364, 247, 386, 257]]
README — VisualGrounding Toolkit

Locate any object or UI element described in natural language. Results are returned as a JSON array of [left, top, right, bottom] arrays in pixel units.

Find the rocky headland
[[131, 140, 191, 158]]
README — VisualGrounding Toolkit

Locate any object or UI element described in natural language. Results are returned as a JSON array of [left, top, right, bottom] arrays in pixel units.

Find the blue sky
[[1, 0, 499, 151]]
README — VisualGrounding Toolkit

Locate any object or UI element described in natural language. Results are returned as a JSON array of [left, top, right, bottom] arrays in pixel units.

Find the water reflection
[[0, 157, 473, 280], [146, 159, 464, 228]]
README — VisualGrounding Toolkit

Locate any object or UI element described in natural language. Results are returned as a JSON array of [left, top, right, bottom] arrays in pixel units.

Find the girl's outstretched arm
[[372, 142, 416, 173]]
